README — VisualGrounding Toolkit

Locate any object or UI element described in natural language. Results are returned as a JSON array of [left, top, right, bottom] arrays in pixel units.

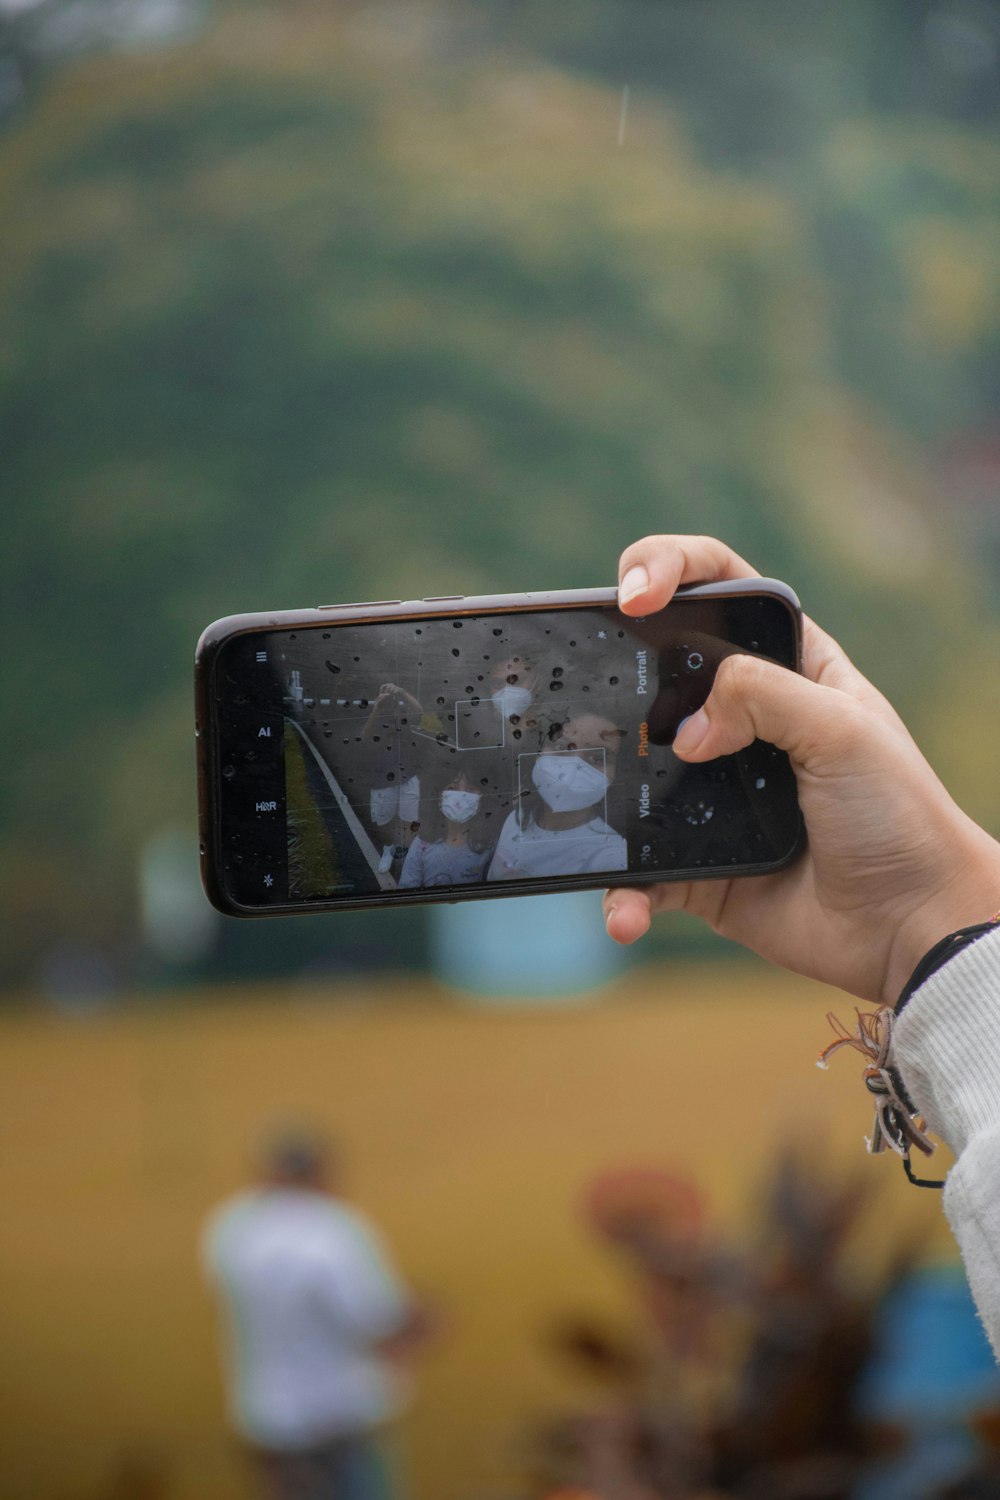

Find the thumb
[[672, 652, 870, 772]]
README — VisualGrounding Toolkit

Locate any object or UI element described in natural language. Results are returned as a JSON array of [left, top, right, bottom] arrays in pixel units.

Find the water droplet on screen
[[386, 772, 395, 782], [492, 628, 503, 637], [223, 765, 235, 779], [324, 732, 332, 739], [549, 681, 563, 691], [353, 656, 360, 663], [322, 632, 330, 639], [451, 648, 460, 657], [609, 676, 619, 685], [684, 801, 715, 826], [325, 661, 341, 674], [415, 628, 422, 635], [569, 640, 577, 647], [436, 696, 446, 705], [755, 777, 766, 790], [513, 729, 522, 740], [552, 666, 564, 677], [289, 633, 297, 641]]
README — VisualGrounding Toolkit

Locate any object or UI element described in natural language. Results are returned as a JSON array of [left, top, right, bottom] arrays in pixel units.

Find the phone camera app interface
[[216, 597, 799, 904]]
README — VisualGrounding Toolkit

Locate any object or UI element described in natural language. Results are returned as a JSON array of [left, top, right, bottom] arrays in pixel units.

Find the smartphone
[[196, 581, 804, 916]]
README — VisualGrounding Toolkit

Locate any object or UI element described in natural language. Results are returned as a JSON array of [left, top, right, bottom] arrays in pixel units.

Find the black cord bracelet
[[894, 917, 1000, 1019], [888, 915, 1000, 1187], [820, 914, 1000, 1190]]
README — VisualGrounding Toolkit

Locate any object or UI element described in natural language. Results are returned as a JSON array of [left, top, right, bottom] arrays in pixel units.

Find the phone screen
[[207, 594, 801, 911]]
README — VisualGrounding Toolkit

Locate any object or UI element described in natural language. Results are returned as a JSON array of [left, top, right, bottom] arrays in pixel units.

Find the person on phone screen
[[488, 653, 537, 724], [487, 712, 627, 880], [605, 532, 1000, 1360], [362, 682, 441, 873], [399, 768, 495, 888], [202, 1128, 433, 1500], [457, 653, 547, 756]]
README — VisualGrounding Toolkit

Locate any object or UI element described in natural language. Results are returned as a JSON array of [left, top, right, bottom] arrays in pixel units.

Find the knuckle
[[703, 655, 760, 747], [826, 696, 869, 752], [712, 651, 763, 703], [620, 534, 674, 566]]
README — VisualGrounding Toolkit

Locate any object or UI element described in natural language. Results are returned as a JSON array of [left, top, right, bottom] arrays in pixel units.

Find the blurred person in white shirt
[[202, 1129, 433, 1500]]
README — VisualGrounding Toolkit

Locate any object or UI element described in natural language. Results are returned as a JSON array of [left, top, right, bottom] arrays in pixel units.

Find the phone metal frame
[[195, 580, 804, 917]]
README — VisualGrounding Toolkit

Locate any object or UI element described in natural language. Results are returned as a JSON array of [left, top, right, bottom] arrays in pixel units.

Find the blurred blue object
[[855, 1265, 1000, 1500], [862, 1265, 999, 1419], [429, 889, 625, 1003]]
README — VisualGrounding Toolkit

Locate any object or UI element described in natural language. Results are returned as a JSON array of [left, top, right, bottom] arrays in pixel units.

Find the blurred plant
[[529, 1149, 1000, 1500]]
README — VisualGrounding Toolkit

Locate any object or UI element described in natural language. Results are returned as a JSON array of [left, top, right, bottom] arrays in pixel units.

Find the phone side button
[[316, 600, 402, 610], [422, 594, 464, 602]]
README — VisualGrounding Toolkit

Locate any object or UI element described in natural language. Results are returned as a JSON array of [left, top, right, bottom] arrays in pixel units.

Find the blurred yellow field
[[0, 964, 952, 1500]]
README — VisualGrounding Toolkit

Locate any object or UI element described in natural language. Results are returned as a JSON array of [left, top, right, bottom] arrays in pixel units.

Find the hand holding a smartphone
[[605, 534, 1000, 1008]]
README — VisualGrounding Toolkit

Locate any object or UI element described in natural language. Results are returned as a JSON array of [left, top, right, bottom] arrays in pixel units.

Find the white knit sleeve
[[892, 926, 1000, 1359]]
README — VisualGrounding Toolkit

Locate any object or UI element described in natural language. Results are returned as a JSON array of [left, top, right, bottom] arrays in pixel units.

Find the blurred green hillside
[[1, 0, 998, 990]]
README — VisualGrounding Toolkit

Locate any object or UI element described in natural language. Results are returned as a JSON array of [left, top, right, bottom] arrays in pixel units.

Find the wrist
[[881, 832, 1000, 1008]]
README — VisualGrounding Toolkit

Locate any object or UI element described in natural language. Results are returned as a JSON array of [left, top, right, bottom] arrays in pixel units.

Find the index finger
[[617, 534, 760, 613], [616, 533, 893, 713]]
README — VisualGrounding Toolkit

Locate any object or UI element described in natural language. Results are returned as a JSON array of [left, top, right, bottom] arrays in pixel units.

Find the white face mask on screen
[[530, 753, 609, 814], [440, 789, 481, 824], [491, 685, 533, 720]]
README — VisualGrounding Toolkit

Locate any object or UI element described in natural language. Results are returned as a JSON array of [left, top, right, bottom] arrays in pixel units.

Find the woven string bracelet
[[818, 912, 1000, 1189]]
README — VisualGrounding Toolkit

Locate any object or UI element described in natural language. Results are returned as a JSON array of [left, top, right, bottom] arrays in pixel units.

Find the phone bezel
[[195, 580, 805, 917]]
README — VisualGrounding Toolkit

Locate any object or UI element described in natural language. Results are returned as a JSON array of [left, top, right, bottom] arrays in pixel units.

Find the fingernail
[[673, 708, 709, 755], [618, 565, 649, 607]]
